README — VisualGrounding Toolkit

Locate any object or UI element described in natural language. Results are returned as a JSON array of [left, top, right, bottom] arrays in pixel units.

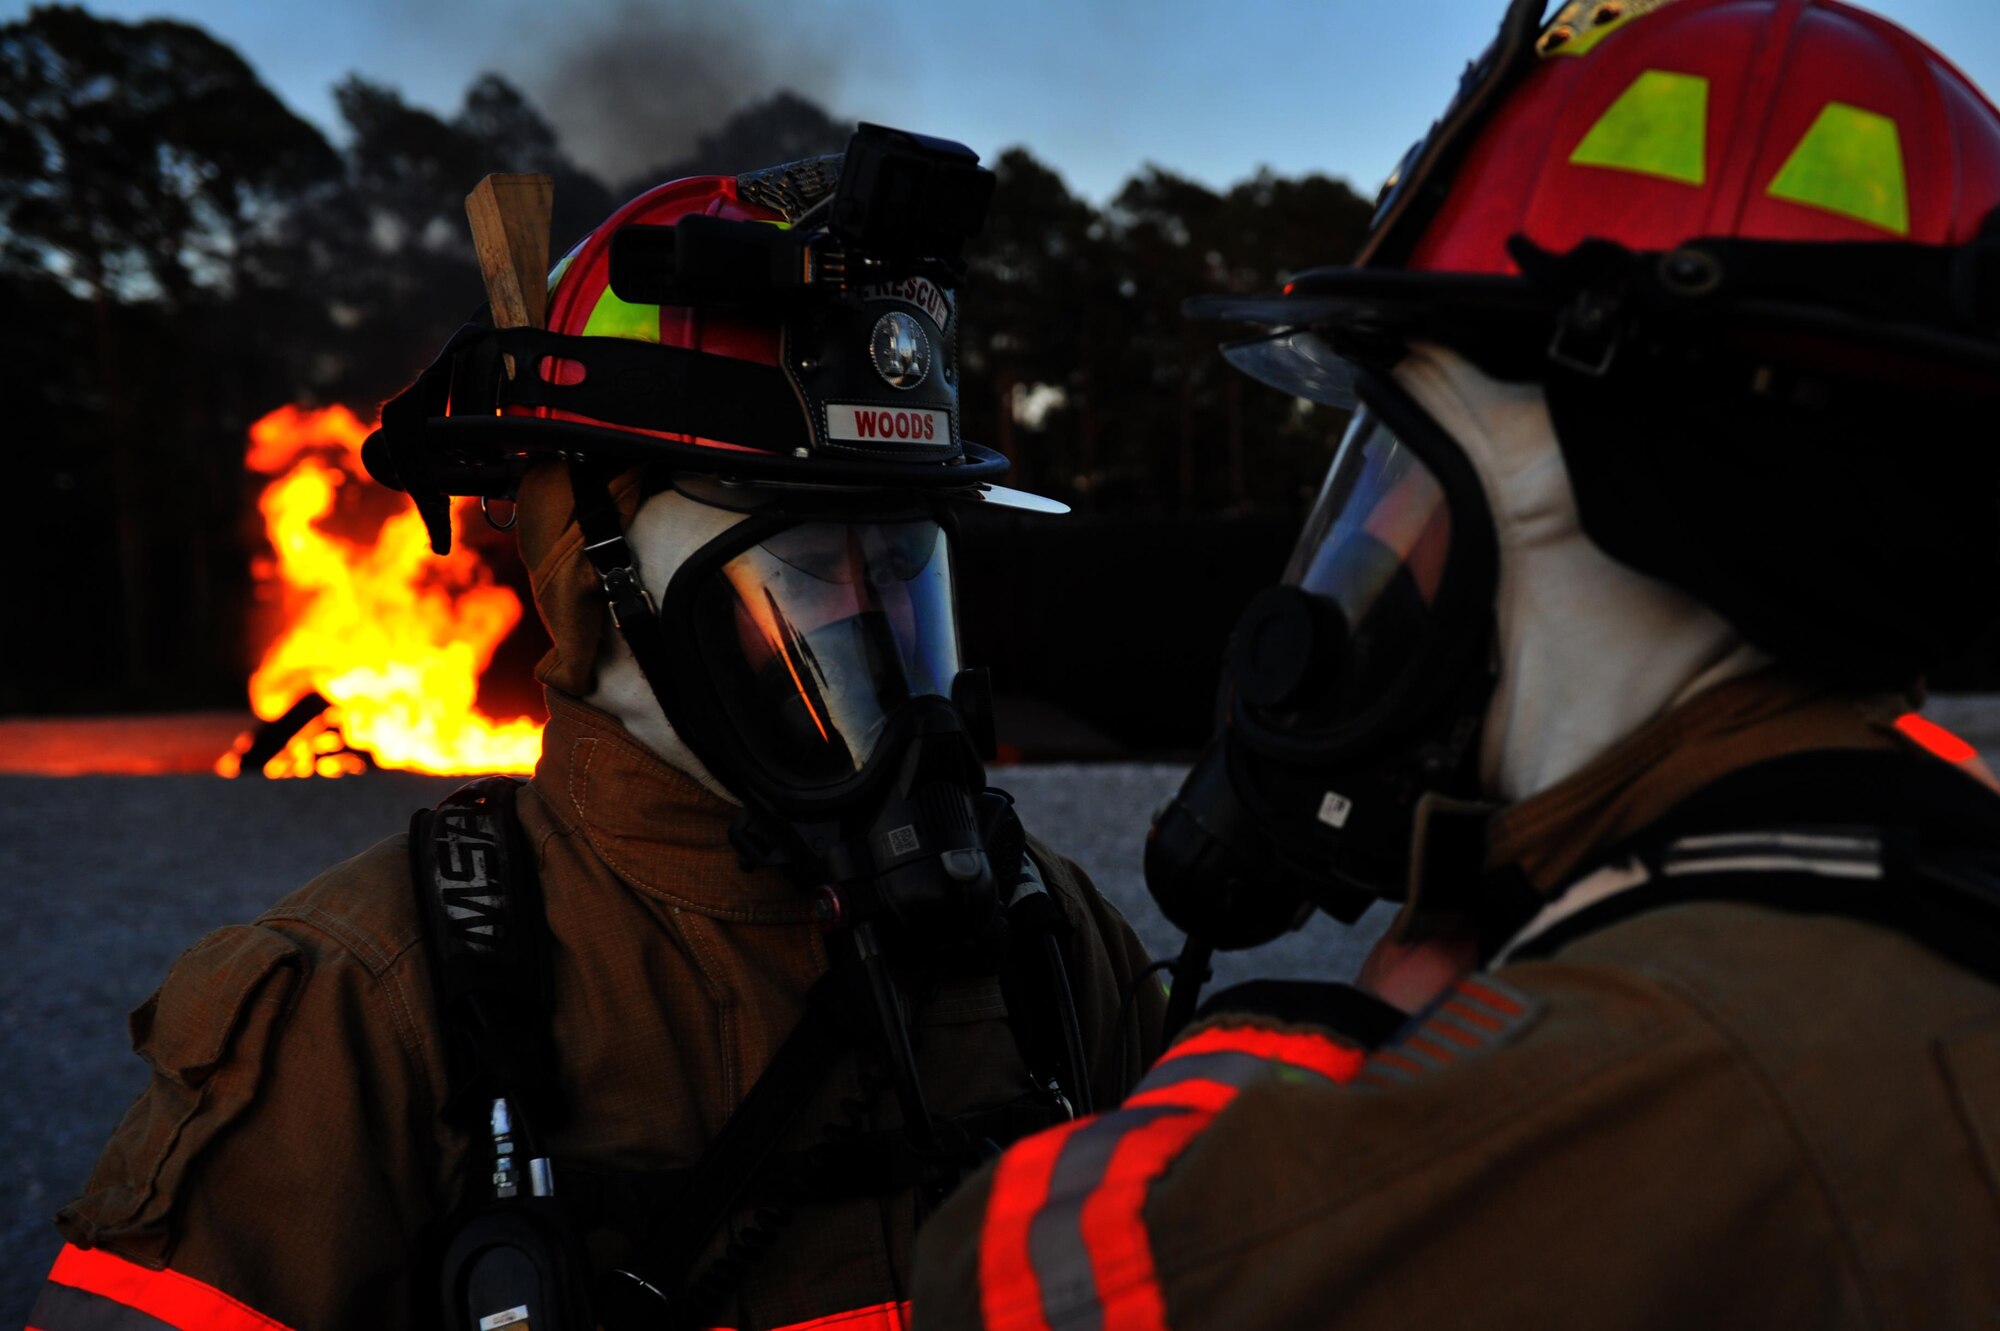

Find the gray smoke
[[519, 0, 848, 186]]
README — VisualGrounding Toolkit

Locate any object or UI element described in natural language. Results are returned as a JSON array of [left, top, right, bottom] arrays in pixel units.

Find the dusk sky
[[12, 1, 2000, 203]]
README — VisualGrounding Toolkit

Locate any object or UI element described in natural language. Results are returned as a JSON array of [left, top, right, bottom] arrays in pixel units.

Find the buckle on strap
[[598, 565, 655, 629], [581, 536, 655, 627], [1547, 288, 1624, 377]]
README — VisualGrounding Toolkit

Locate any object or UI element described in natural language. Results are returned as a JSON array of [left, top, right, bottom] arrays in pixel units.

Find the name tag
[[827, 403, 947, 445]]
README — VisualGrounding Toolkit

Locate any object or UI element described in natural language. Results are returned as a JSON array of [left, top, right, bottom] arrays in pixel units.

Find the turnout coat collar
[[533, 688, 814, 922]]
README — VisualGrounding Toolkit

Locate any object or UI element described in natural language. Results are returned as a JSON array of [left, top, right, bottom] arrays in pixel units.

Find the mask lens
[[693, 518, 961, 789], [1270, 409, 1452, 728]]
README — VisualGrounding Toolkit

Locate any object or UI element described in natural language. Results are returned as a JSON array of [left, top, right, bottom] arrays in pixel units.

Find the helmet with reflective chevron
[[1193, 0, 2000, 684], [1409, 0, 2000, 269]]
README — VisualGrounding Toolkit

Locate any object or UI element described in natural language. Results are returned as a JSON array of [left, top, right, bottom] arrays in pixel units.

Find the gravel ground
[[0, 765, 1380, 1323]]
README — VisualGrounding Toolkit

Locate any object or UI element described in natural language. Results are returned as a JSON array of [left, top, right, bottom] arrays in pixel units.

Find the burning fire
[[218, 404, 543, 778]]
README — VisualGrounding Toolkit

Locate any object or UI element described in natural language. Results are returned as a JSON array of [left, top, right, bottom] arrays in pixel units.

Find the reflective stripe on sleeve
[[28, 1245, 294, 1331], [976, 1024, 1364, 1331], [754, 1300, 911, 1330], [1147, 1025, 1365, 1085]]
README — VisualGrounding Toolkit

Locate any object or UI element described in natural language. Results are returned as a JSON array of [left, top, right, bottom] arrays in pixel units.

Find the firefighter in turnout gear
[[32, 131, 1165, 1331], [910, 3, 2000, 1328]]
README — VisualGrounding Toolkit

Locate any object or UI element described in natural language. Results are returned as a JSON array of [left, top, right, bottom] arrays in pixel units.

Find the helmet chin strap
[[1395, 344, 1770, 805], [583, 486, 750, 805]]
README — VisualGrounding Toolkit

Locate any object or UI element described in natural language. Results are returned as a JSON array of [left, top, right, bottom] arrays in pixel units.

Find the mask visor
[[690, 518, 961, 790], [1265, 408, 1453, 731]]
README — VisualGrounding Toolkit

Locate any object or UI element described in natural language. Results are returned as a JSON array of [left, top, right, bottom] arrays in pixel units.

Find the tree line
[[0, 4, 1374, 718]]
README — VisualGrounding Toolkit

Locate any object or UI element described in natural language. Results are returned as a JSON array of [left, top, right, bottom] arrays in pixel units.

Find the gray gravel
[[0, 766, 1376, 1324]]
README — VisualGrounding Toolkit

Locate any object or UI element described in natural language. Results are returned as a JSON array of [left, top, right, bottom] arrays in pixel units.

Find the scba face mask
[[1147, 367, 1500, 948], [607, 487, 1001, 945], [662, 501, 971, 804]]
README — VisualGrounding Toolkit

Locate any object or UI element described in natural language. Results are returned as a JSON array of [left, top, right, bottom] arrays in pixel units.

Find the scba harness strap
[[1498, 748, 2000, 985], [411, 776, 1082, 1331]]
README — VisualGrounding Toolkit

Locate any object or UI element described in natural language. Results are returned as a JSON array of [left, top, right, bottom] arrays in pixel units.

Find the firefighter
[[32, 131, 1166, 1331], [911, 3, 2000, 1327]]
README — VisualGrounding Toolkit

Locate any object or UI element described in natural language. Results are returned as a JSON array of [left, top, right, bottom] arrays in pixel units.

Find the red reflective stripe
[[1154, 1025, 1365, 1083], [979, 1025, 1364, 1331], [760, 1300, 911, 1331], [1896, 712, 1979, 764], [1372, 1049, 1427, 1076], [1079, 1081, 1240, 1331], [45, 1245, 292, 1331], [1457, 980, 1527, 1017], [1122, 1077, 1238, 1116], [1441, 998, 1504, 1031], [979, 1117, 1094, 1331]]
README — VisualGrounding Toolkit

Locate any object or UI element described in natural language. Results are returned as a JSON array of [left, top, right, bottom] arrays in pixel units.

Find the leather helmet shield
[[786, 279, 962, 462], [683, 516, 962, 790]]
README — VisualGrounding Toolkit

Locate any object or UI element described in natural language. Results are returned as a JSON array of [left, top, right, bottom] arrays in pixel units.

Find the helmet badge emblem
[[869, 311, 931, 390]]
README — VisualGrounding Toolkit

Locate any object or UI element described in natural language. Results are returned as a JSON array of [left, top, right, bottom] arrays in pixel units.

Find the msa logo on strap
[[436, 804, 508, 953], [827, 403, 946, 445]]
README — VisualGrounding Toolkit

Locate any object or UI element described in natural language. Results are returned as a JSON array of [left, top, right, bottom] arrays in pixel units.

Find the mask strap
[[568, 460, 682, 716]]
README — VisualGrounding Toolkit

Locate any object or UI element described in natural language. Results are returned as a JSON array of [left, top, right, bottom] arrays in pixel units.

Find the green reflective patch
[[1568, 69, 1709, 185], [1766, 102, 1910, 236], [581, 288, 660, 343]]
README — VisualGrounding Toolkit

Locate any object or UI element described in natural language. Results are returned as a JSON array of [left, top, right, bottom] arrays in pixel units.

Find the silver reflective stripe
[[1672, 831, 1878, 856], [27, 1281, 179, 1331], [1022, 1041, 1350, 1328], [1663, 830, 1883, 880], [1029, 1105, 1181, 1331], [1497, 828, 1889, 963], [1492, 859, 1651, 965], [1662, 854, 1883, 880]]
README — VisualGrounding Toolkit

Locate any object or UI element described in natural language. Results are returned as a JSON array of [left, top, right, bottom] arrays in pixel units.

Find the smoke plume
[[522, 0, 848, 187]]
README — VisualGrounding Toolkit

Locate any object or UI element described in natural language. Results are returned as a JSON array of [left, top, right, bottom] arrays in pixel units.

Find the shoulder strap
[[409, 776, 562, 1133], [998, 848, 1094, 1118], [1505, 823, 2000, 988]]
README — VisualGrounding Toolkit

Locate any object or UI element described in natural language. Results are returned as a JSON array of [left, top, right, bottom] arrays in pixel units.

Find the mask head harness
[[1150, 0, 2000, 978]]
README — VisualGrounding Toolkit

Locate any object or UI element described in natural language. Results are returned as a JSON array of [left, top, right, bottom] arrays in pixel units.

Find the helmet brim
[[407, 414, 1013, 493]]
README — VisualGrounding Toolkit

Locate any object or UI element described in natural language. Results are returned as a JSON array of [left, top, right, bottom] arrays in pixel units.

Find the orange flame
[[219, 404, 543, 778]]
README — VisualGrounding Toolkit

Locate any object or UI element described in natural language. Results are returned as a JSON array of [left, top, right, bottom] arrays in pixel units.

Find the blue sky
[[13, 0, 2000, 203]]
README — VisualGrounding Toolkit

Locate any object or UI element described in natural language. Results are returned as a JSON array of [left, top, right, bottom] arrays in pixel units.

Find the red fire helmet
[[522, 173, 814, 452], [1194, 0, 2000, 684], [531, 176, 785, 443], [1406, 0, 2000, 270], [365, 129, 1037, 559]]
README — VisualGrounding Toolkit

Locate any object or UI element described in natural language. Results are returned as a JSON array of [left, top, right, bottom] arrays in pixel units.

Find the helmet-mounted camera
[[607, 125, 996, 306]]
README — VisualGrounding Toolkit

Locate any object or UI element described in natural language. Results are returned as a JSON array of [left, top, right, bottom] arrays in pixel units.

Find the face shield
[[1145, 365, 1501, 947], [1268, 410, 1453, 729], [1227, 372, 1480, 755], [658, 505, 971, 805], [1223, 330, 1456, 738], [692, 518, 960, 789]]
